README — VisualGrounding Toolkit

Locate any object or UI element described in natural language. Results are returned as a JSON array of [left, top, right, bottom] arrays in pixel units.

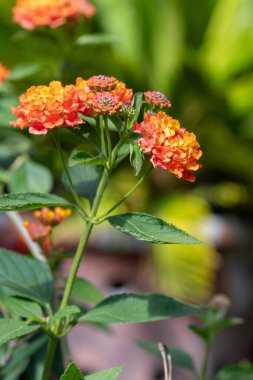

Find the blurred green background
[[1, 0, 253, 304]]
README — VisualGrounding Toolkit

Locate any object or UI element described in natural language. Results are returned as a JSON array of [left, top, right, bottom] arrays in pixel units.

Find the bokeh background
[[1, 0, 253, 379]]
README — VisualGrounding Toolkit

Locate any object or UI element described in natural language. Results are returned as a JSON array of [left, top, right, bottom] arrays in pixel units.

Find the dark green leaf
[[60, 362, 82, 380], [4, 298, 43, 320], [85, 366, 123, 380], [0, 249, 53, 306], [8, 64, 41, 81], [0, 319, 39, 345], [69, 152, 107, 167], [80, 293, 201, 324], [70, 277, 104, 305], [107, 213, 202, 244], [129, 143, 143, 176], [76, 34, 119, 46], [62, 165, 100, 201], [136, 340, 195, 371], [0, 193, 72, 211], [9, 159, 53, 193]]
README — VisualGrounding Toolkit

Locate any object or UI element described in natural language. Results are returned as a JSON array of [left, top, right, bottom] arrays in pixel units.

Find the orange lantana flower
[[13, 0, 96, 30], [33, 207, 72, 226], [0, 63, 9, 84], [10, 81, 83, 135], [134, 112, 202, 182]]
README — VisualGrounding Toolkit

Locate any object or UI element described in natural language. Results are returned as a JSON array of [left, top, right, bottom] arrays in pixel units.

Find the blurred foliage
[[0, 0, 252, 210], [0, 0, 253, 302], [151, 194, 220, 304]]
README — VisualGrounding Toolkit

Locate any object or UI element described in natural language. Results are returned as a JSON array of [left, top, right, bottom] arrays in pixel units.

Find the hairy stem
[[41, 169, 109, 380]]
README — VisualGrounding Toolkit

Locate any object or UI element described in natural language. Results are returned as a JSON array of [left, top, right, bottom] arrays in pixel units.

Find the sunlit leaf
[[107, 212, 202, 244]]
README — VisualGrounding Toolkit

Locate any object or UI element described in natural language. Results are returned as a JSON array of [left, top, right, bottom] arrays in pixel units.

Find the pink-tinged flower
[[13, 0, 96, 30], [86, 75, 119, 92], [90, 92, 122, 115], [75, 75, 133, 116], [134, 112, 202, 182], [144, 91, 171, 109], [0, 63, 9, 84], [10, 81, 83, 135], [24, 221, 52, 240]]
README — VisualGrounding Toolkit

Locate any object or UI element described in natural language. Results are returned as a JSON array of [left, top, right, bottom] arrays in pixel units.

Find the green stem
[[199, 339, 211, 380], [52, 130, 88, 219], [41, 169, 109, 380], [104, 116, 112, 165], [95, 165, 152, 223], [41, 337, 58, 380], [99, 116, 107, 156]]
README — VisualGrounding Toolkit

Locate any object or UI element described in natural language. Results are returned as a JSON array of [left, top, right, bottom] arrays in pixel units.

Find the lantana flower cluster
[[10, 75, 133, 135], [134, 112, 202, 182], [0, 63, 9, 84], [24, 206, 72, 255], [13, 0, 96, 30], [11, 75, 202, 182]]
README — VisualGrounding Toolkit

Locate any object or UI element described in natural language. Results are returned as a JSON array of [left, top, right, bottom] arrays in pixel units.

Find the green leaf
[[50, 305, 80, 322], [136, 340, 195, 371], [213, 364, 253, 380], [0, 96, 19, 128], [131, 92, 143, 121], [69, 152, 107, 168], [0, 132, 31, 158], [4, 297, 43, 320], [62, 165, 100, 201], [79, 293, 201, 324], [107, 213, 202, 244], [129, 142, 143, 176], [0, 193, 72, 211], [8, 159, 53, 194], [0, 319, 39, 345], [85, 366, 123, 380], [0, 249, 53, 306], [8, 64, 41, 81], [60, 362, 82, 380], [0, 336, 48, 379], [69, 277, 104, 305], [76, 34, 119, 46]]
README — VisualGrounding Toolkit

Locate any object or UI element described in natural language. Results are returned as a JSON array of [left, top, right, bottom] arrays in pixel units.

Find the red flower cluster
[[134, 112, 202, 182], [0, 63, 9, 84], [10, 81, 83, 135], [13, 0, 96, 30]]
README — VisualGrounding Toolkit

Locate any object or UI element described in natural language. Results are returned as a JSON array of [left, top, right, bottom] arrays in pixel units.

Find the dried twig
[[158, 342, 172, 380], [6, 211, 46, 263]]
